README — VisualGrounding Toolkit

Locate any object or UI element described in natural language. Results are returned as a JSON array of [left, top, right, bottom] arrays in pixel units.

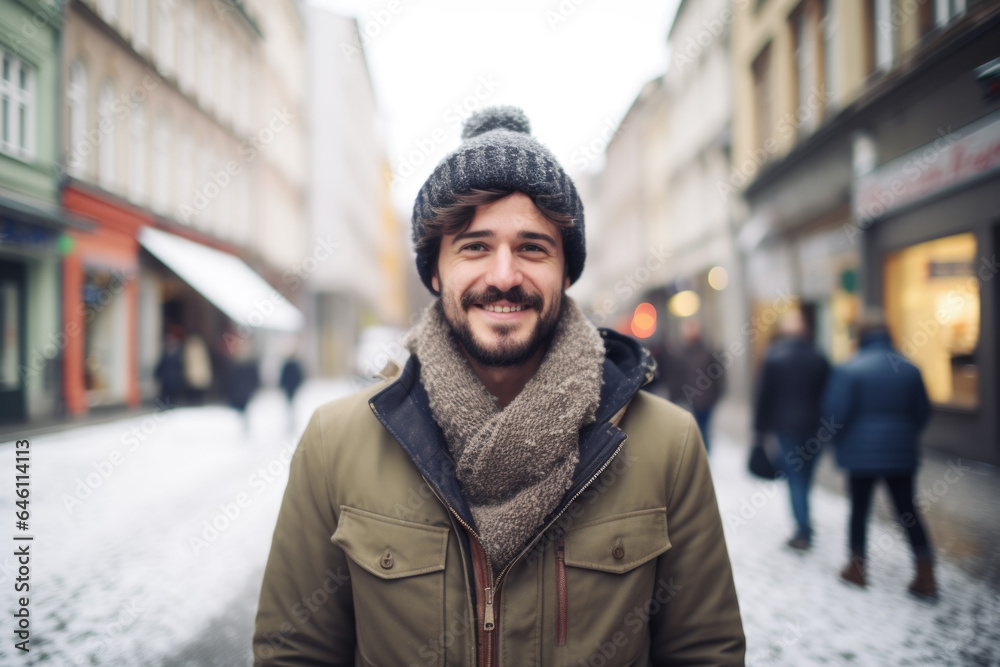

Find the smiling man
[[253, 107, 745, 666]]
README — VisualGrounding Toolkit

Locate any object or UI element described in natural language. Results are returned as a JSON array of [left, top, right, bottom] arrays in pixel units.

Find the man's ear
[[563, 276, 570, 290], [432, 272, 440, 293]]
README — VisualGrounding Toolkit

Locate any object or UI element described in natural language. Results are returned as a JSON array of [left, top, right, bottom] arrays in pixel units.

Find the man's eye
[[522, 244, 546, 253], [463, 243, 486, 252]]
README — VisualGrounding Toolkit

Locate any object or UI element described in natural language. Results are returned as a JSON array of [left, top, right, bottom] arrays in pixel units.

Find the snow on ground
[[0, 381, 352, 666], [0, 382, 997, 666], [711, 435, 1000, 666]]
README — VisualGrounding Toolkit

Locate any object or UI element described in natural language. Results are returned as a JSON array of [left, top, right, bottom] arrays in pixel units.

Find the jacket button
[[380, 548, 394, 569], [612, 541, 625, 560]]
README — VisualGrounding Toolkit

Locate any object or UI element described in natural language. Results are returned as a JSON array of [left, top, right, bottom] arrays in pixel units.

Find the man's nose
[[485, 246, 523, 292]]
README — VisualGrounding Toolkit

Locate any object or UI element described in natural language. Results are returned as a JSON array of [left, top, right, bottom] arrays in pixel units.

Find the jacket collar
[[368, 328, 654, 531]]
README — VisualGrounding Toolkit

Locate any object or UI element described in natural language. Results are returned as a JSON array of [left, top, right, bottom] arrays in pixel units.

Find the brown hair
[[416, 189, 575, 259]]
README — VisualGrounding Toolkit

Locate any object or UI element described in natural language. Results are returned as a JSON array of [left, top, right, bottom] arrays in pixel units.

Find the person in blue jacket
[[823, 310, 937, 598]]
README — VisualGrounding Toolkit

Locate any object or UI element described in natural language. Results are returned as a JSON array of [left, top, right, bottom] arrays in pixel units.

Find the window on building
[[199, 21, 214, 110], [153, 115, 172, 213], [792, 2, 819, 135], [883, 232, 980, 409], [177, 131, 193, 221], [821, 0, 838, 110], [67, 59, 88, 176], [158, 0, 176, 75], [129, 101, 147, 204], [133, 0, 149, 51], [179, 0, 195, 92], [864, 0, 895, 73], [935, 0, 967, 27], [0, 49, 35, 161], [98, 79, 117, 191], [752, 44, 773, 154]]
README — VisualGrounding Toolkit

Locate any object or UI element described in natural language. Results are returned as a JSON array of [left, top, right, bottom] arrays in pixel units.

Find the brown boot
[[908, 557, 938, 600], [840, 555, 866, 588]]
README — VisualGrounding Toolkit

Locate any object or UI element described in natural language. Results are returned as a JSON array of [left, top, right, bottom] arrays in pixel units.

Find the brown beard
[[441, 285, 563, 368]]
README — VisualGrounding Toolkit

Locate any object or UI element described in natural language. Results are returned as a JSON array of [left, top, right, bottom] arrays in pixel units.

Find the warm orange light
[[631, 302, 657, 338]]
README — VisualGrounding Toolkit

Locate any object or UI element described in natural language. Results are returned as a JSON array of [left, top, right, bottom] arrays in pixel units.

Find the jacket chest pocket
[[556, 508, 670, 666], [331, 506, 450, 667]]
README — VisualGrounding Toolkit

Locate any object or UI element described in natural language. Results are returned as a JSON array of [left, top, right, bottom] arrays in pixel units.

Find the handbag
[[748, 432, 783, 480]]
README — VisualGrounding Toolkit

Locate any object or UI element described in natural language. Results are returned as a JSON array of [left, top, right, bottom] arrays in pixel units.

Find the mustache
[[461, 286, 544, 310]]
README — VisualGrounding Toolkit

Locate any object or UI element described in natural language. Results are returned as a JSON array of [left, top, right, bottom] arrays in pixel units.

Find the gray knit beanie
[[412, 106, 586, 294]]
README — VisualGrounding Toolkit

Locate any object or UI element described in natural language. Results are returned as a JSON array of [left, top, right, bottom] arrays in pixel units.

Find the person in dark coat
[[667, 318, 725, 451], [753, 310, 830, 550], [823, 310, 936, 598], [154, 331, 185, 408], [279, 355, 305, 433], [225, 335, 260, 435]]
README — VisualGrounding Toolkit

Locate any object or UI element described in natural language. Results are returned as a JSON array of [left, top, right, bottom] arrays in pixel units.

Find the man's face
[[432, 192, 569, 368]]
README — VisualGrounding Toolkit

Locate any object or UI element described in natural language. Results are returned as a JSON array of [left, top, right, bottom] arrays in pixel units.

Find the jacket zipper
[[421, 435, 627, 666], [555, 530, 568, 646]]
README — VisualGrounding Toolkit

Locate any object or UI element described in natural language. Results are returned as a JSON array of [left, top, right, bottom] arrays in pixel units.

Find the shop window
[[752, 43, 773, 156], [1, 49, 36, 161], [883, 233, 980, 409], [0, 279, 20, 390]]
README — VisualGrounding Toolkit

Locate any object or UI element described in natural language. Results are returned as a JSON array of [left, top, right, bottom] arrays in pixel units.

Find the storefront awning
[[138, 227, 304, 332]]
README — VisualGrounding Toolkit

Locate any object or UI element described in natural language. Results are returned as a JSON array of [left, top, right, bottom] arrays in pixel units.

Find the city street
[[1, 385, 998, 666]]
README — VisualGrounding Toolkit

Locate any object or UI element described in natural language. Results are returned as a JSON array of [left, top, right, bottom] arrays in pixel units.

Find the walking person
[[153, 328, 184, 409], [225, 334, 260, 436], [824, 310, 937, 598], [753, 309, 830, 550], [253, 106, 745, 665], [278, 353, 305, 433], [667, 318, 724, 452]]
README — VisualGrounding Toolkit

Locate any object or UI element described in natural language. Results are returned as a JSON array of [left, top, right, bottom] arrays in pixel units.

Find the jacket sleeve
[[649, 414, 746, 665], [253, 409, 356, 665], [821, 367, 855, 442], [912, 370, 932, 432]]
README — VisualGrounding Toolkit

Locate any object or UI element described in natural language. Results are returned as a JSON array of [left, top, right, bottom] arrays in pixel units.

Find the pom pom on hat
[[461, 106, 532, 140]]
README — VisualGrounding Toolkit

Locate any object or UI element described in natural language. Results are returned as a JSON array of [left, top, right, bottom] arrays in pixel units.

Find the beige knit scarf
[[406, 297, 605, 570]]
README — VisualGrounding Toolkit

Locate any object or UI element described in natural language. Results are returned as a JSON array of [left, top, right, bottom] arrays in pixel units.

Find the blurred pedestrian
[[183, 333, 213, 405], [154, 329, 184, 408], [667, 318, 724, 451], [279, 354, 305, 433], [824, 310, 936, 598], [753, 309, 830, 550], [225, 334, 260, 435]]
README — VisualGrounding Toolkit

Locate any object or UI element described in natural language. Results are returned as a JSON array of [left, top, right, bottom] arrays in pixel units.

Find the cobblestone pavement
[[1, 384, 997, 665]]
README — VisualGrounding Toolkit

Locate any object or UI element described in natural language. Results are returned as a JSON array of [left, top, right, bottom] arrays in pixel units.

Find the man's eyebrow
[[451, 230, 494, 244], [518, 231, 557, 246]]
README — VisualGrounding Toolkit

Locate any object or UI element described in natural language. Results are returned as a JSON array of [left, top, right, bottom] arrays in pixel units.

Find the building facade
[[59, 0, 306, 415], [733, 0, 1000, 463], [0, 0, 89, 424]]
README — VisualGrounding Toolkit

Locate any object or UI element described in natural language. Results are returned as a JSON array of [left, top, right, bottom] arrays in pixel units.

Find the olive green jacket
[[254, 333, 745, 666]]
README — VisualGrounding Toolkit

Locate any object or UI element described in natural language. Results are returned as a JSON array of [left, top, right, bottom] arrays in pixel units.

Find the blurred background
[[0, 0, 999, 664]]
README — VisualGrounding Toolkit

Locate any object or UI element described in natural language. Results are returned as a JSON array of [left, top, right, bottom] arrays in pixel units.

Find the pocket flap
[[564, 508, 670, 574], [331, 506, 449, 580]]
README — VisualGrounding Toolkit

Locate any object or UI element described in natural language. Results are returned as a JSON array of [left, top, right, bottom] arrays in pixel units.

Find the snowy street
[[1, 385, 998, 666]]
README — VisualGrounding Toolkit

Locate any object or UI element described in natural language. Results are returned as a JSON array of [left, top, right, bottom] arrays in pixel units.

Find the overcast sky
[[308, 0, 679, 215]]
